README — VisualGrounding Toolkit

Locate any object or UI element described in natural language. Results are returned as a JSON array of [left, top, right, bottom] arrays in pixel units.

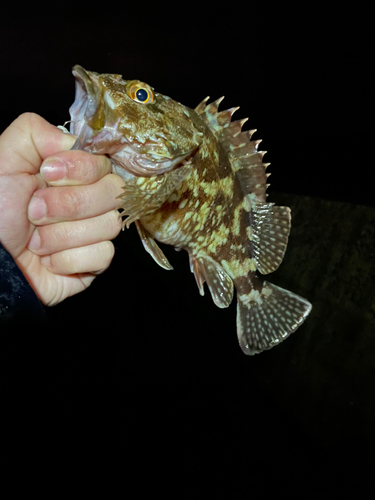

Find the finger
[[28, 210, 122, 256], [40, 240, 115, 275], [28, 173, 125, 225], [0, 113, 76, 175], [40, 149, 113, 186]]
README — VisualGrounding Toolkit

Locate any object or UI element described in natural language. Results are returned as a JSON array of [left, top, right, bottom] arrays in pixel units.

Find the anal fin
[[189, 254, 234, 308]]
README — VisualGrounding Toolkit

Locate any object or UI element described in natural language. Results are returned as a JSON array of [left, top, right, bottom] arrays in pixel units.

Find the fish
[[68, 65, 312, 355]]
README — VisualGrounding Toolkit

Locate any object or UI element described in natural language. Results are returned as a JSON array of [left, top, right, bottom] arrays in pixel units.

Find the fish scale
[[68, 65, 312, 355]]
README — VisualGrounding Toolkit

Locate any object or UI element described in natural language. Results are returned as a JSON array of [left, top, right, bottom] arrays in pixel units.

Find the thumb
[[0, 113, 76, 176]]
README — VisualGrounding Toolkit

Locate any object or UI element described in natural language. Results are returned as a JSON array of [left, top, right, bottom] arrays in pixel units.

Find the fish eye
[[136, 89, 148, 102], [128, 82, 154, 104]]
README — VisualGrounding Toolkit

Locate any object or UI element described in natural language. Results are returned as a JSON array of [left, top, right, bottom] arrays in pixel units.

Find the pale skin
[[0, 113, 125, 306]]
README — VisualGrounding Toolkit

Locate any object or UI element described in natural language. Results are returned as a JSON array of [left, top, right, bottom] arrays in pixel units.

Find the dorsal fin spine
[[195, 96, 271, 203]]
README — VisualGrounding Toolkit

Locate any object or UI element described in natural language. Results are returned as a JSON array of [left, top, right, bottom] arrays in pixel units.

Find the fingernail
[[41, 159, 67, 181], [41, 256, 51, 268], [28, 229, 41, 250], [28, 196, 47, 220]]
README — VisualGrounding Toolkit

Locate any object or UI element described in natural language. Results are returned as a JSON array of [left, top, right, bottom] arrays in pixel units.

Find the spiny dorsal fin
[[194, 96, 210, 114], [195, 96, 269, 203]]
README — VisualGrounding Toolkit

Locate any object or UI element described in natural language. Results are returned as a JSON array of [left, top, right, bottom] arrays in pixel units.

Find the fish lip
[[111, 143, 199, 179], [72, 65, 95, 97], [69, 65, 99, 141]]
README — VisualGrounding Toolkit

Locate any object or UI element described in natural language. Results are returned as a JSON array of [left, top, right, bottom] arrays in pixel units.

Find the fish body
[[69, 65, 312, 354]]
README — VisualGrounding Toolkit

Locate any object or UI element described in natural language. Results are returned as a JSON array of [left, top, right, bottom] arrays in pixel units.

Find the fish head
[[69, 65, 203, 177]]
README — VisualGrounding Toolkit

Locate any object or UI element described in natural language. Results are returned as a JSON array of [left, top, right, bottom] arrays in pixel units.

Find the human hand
[[0, 113, 124, 306]]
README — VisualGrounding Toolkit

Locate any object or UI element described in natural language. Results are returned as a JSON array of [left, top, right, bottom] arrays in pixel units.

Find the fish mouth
[[69, 65, 99, 143], [70, 65, 124, 153], [69, 65, 200, 177]]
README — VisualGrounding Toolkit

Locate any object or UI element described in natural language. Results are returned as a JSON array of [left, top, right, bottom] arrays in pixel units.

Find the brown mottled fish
[[68, 65, 312, 355]]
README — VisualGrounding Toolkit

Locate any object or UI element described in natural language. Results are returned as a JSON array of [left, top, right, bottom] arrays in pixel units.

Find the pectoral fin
[[118, 161, 193, 228]]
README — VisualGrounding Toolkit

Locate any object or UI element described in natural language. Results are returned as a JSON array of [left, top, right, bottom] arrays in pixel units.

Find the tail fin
[[236, 281, 312, 355]]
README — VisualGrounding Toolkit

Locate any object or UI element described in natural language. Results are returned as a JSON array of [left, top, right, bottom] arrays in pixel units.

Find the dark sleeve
[[0, 241, 46, 325]]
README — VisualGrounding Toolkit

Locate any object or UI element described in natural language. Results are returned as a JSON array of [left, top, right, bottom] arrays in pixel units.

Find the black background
[[0, 7, 373, 493]]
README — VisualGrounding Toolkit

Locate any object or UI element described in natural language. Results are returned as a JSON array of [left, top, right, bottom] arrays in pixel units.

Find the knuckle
[[50, 241, 115, 275], [57, 189, 83, 217], [101, 240, 115, 261], [51, 223, 71, 248], [61, 248, 76, 268], [93, 153, 112, 173], [95, 241, 115, 273], [104, 210, 123, 236], [15, 112, 39, 124], [61, 150, 112, 181], [57, 246, 84, 274], [13, 112, 44, 131], [81, 153, 106, 178]]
